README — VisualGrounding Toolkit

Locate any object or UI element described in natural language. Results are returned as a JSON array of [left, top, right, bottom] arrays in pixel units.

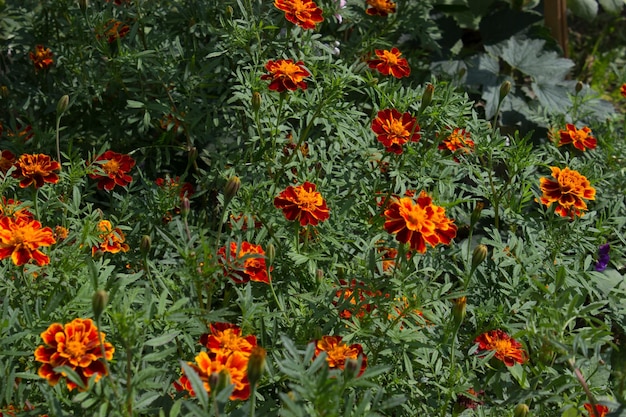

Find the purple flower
[[595, 243, 610, 272]]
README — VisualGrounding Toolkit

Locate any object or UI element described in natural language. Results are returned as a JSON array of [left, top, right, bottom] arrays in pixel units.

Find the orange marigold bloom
[[0, 216, 56, 266], [314, 336, 367, 376], [200, 322, 257, 357], [539, 167, 596, 218], [175, 351, 250, 400], [274, 181, 330, 226], [384, 192, 457, 254], [92, 220, 129, 255], [558, 124, 597, 151], [474, 329, 527, 367], [34, 318, 114, 391], [98, 19, 130, 43], [366, 0, 396, 16], [0, 150, 16, 173], [217, 241, 271, 284], [261, 59, 310, 92], [274, 0, 324, 30], [89, 150, 135, 191], [438, 128, 475, 154], [12, 154, 60, 188], [29, 45, 54, 71], [55, 226, 69, 240], [621, 83, 626, 98], [368, 48, 410, 79], [334, 279, 380, 319], [371, 108, 420, 154], [155, 176, 194, 200], [584, 403, 609, 417]]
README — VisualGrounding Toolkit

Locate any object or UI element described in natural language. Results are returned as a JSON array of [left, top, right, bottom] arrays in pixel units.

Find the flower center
[[369, 0, 391, 10], [102, 159, 120, 175], [290, 0, 309, 14], [325, 344, 357, 368], [276, 61, 304, 81], [65, 340, 87, 359], [382, 50, 398, 64], [385, 119, 408, 139], [294, 187, 321, 211], [400, 202, 430, 232]]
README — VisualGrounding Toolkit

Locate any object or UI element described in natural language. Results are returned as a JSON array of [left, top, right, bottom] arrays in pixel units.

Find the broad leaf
[[598, 0, 625, 13], [568, 0, 599, 20], [531, 79, 572, 112]]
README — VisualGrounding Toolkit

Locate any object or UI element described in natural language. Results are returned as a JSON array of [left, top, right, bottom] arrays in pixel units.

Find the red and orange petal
[[584, 403, 609, 417], [34, 318, 114, 391], [29, 45, 54, 71], [383, 192, 457, 254], [200, 322, 257, 357], [0, 216, 56, 266], [11, 154, 60, 189], [92, 220, 130, 255], [99, 19, 130, 43], [274, 0, 324, 30], [474, 329, 527, 367], [334, 279, 380, 319], [438, 128, 475, 153], [217, 241, 271, 284], [558, 124, 597, 151], [0, 150, 16, 173], [89, 150, 135, 191], [261, 59, 310, 92], [539, 166, 595, 218], [371, 109, 420, 154], [366, 0, 396, 16], [274, 181, 330, 226], [177, 351, 250, 400], [367, 48, 410, 79], [621, 83, 626, 98], [314, 336, 367, 376]]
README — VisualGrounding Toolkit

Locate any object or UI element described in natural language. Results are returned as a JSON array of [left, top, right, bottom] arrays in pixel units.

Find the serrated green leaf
[[531, 80, 572, 112]]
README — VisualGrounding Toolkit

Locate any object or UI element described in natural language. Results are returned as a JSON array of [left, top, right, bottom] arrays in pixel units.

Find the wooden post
[[544, 0, 569, 57]]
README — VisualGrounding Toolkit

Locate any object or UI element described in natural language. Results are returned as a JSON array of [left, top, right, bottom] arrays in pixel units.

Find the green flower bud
[[247, 346, 267, 388], [140, 235, 151, 256], [344, 356, 360, 380], [0, 85, 8, 99], [513, 403, 529, 417], [56, 95, 70, 116], [251, 91, 261, 112], [471, 244, 488, 271], [470, 202, 484, 228], [92, 289, 109, 319], [575, 81, 584, 93], [451, 296, 467, 327], [266, 243, 276, 266], [499, 81, 512, 102], [419, 84, 435, 113], [78, 0, 87, 12], [224, 176, 241, 203]]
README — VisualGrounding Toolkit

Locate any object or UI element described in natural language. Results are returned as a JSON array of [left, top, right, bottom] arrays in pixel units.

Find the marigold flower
[[0, 150, 16, 173], [334, 279, 380, 319], [155, 176, 194, 200], [92, 220, 129, 255], [539, 166, 596, 218], [366, 0, 396, 16], [0, 198, 33, 222], [261, 59, 310, 92], [620, 83, 626, 98], [12, 154, 60, 188], [274, 0, 324, 30], [34, 318, 114, 391], [98, 19, 130, 43], [371, 109, 420, 154], [6, 124, 34, 142], [217, 241, 271, 284], [200, 322, 257, 358], [584, 403, 609, 417], [314, 335, 367, 376], [89, 150, 135, 191], [175, 351, 250, 400], [474, 329, 527, 366], [438, 128, 475, 156], [384, 192, 457, 253], [274, 181, 330, 226], [368, 48, 410, 78], [558, 124, 597, 151], [454, 388, 484, 411], [29, 45, 54, 71], [0, 216, 56, 266]]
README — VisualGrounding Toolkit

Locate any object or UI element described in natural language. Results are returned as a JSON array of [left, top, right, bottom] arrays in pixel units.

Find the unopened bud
[[78, 0, 88, 12], [181, 197, 191, 217], [470, 202, 484, 227], [344, 357, 360, 379], [187, 147, 198, 165], [0, 85, 8, 99], [419, 84, 434, 113], [225, 5, 234, 18], [315, 269, 324, 284], [92, 289, 109, 319], [224, 176, 241, 203], [499, 81, 511, 102], [56, 95, 69, 115], [140, 235, 151, 256], [251, 91, 261, 112], [513, 403, 529, 417], [451, 296, 467, 327], [209, 369, 231, 394], [266, 243, 276, 266], [575, 81, 583, 93], [471, 244, 488, 271], [247, 346, 267, 388], [92, 249, 104, 260]]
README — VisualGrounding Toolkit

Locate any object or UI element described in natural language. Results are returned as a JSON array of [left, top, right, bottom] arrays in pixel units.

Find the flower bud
[[499, 81, 511, 102], [266, 243, 276, 266], [225, 5, 234, 18], [92, 289, 109, 319], [56, 95, 69, 115], [187, 146, 198, 165], [78, 0, 88, 12], [209, 369, 231, 394], [224, 176, 241, 203], [247, 346, 267, 388], [140, 235, 151, 256], [419, 84, 434, 113], [344, 357, 360, 380], [315, 269, 324, 284], [575, 81, 583, 93], [513, 403, 529, 417], [251, 91, 261, 112], [0, 85, 8, 99], [451, 296, 467, 327], [471, 244, 488, 271], [470, 202, 484, 227], [181, 197, 191, 217]]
